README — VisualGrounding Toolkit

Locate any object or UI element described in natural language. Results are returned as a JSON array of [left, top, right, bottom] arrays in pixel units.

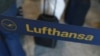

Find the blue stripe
[[0, 16, 100, 46]]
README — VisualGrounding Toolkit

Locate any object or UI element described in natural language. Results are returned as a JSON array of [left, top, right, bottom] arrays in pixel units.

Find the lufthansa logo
[[1, 19, 17, 31]]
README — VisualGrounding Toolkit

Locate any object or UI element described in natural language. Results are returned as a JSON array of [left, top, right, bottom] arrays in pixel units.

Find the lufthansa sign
[[0, 16, 100, 46]]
